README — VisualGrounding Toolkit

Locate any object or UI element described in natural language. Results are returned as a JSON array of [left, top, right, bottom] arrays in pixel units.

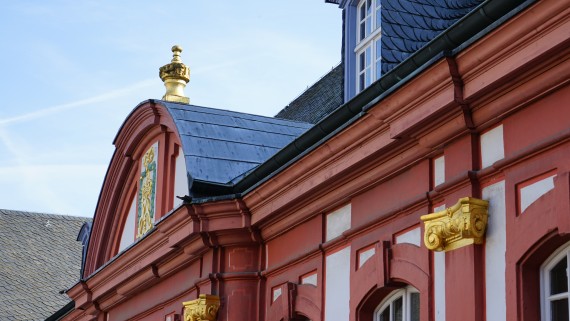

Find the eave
[[67, 198, 255, 316], [243, 0, 569, 239], [192, 0, 537, 197]]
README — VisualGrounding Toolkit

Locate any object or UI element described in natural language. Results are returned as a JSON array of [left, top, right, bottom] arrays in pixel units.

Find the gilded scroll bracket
[[183, 294, 220, 321], [420, 197, 489, 252]]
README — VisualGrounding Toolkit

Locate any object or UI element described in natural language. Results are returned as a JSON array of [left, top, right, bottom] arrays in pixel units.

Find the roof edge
[[45, 300, 75, 321], [230, 0, 536, 194]]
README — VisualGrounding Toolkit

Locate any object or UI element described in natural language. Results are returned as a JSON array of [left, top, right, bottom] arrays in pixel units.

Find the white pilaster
[[325, 246, 351, 321], [483, 180, 506, 321]]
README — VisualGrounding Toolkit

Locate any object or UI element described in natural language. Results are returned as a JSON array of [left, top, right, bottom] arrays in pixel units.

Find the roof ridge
[[0, 208, 92, 221], [163, 102, 312, 126], [279, 63, 342, 115]]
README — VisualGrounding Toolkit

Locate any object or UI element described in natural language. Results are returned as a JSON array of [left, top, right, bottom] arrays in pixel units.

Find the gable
[[83, 100, 312, 277]]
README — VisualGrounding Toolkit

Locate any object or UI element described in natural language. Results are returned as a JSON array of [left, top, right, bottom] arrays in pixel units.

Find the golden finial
[[159, 45, 190, 104]]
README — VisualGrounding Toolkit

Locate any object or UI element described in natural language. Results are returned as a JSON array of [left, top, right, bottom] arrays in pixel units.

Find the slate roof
[[160, 101, 313, 186], [275, 64, 344, 124], [0, 209, 89, 321], [381, 0, 483, 73]]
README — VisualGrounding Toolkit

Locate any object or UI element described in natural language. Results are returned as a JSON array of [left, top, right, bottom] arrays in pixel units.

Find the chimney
[[159, 45, 190, 104]]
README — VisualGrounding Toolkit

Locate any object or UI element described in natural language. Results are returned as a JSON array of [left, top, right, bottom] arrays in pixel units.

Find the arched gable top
[[84, 100, 184, 277], [83, 99, 312, 277]]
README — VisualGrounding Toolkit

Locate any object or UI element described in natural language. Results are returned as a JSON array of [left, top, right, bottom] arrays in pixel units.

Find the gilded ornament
[[137, 146, 157, 238], [420, 197, 488, 252], [159, 45, 191, 104], [183, 294, 220, 321]]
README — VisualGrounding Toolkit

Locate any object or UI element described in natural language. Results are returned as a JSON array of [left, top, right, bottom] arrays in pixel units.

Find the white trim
[[118, 196, 137, 252], [519, 174, 556, 213], [434, 251, 446, 321], [355, 27, 382, 52], [325, 246, 351, 321], [433, 155, 445, 187], [484, 180, 507, 321], [326, 204, 352, 241], [358, 246, 376, 268], [272, 287, 282, 302], [433, 204, 446, 321], [395, 227, 421, 247], [480, 125, 504, 168], [172, 146, 188, 208], [301, 273, 318, 286]]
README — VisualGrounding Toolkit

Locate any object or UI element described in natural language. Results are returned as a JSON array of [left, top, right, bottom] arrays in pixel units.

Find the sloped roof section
[[275, 64, 344, 124], [381, 0, 483, 73], [0, 209, 89, 321], [161, 101, 313, 185]]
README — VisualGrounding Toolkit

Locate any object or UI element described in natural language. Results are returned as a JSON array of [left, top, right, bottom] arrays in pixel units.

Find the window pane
[[366, 47, 371, 67], [375, 39, 382, 80], [410, 292, 420, 321], [376, 9, 382, 29], [360, 4, 365, 21], [360, 52, 365, 71], [376, 62, 382, 80], [359, 74, 365, 91], [367, 0, 372, 15], [367, 16, 372, 37], [360, 23, 365, 41], [365, 69, 371, 87], [376, 39, 382, 59], [550, 256, 568, 295], [551, 298, 569, 321], [379, 306, 390, 321], [393, 297, 403, 321]]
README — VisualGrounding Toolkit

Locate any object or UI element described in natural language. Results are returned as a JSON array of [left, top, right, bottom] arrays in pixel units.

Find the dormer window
[[356, 0, 382, 93]]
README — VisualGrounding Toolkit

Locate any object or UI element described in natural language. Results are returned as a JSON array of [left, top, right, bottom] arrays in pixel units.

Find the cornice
[[244, 0, 568, 241], [458, 0, 569, 100], [70, 198, 256, 313]]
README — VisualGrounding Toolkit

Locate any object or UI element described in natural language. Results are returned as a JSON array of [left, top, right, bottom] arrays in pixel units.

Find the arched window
[[541, 241, 570, 321], [375, 286, 419, 321]]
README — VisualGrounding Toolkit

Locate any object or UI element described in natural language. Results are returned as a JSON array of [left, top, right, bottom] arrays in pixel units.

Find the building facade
[[59, 0, 569, 320]]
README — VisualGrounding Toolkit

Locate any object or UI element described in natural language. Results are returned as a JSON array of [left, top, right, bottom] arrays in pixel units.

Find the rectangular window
[[356, 0, 382, 93]]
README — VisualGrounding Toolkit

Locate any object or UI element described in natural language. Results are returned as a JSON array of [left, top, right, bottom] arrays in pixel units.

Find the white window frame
[[374, 286, 420, 321], [355, 0, 382, 93], [541, 240, 570, 321]]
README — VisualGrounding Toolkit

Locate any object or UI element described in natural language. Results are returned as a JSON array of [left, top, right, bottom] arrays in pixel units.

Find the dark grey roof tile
[[0, 209, 90, 321], [156, 101, 312, 188], [381, 0, 483, 74], [275, 64, 344, 124]]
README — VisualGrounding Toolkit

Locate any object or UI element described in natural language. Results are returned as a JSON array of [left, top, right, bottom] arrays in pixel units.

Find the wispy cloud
[[0, 126, 105, 217], [0, 79, 156, 126]]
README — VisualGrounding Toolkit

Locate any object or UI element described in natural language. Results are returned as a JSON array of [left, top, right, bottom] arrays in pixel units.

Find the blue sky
[[0, 1, 341, 217]]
